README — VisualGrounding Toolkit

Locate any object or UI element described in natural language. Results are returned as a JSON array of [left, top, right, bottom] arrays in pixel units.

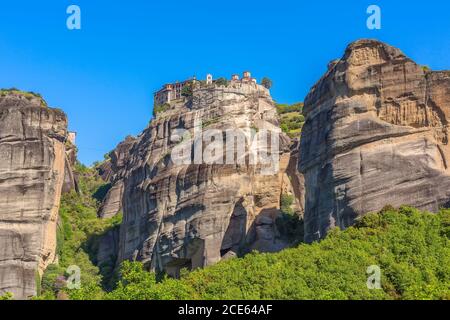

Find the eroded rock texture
[[299, 39, 450, 242], [0, 92, 68, 299], [62, 141, 78, 194], [117, 82, 303, 276], [98, 136, 137, 219]]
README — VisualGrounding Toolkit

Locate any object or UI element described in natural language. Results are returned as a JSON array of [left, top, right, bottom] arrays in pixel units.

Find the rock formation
[[299, 39, 450, 242], [116, 81, 303, 276], [97, 136, 137, 219], [0, 90, 68, 299], [62, 141, 78, 194], [96, 137, 137, 272]]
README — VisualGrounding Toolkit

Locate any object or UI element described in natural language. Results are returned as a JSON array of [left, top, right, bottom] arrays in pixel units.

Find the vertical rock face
[[62, 141, 78, 194], [0, 91, 68, 299], [98, 136, 137, 219], [95, 137, 138, 273], [299, 39, 450, 243], [117, 82, 303, 275]]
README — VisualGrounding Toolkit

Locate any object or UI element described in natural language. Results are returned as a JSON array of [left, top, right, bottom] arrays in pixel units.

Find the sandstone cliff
[[0, 90, 69, 298], [62, 141, 78, 194], [97, 136, 137, 219], [115, 81, 303, 276], [299, 39, 450, 242]]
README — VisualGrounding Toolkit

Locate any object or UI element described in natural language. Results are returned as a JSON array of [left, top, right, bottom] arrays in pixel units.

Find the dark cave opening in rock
[[220, 198, 248, 258]]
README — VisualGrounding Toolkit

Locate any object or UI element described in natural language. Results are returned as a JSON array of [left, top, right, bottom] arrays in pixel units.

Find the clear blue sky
[[1, 0, 450, 165]]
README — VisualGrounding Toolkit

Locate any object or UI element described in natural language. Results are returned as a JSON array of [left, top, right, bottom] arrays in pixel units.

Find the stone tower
[[206, 74, 213, 85]]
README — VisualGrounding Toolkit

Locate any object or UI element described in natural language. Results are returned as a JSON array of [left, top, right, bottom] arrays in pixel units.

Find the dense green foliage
[[39, 163, 121, 300], [276, 194, 303, 243], [276, 102, 303, 115], [105, 207, 450, 300], [0, 292, 13, 300], [280, 194, 295, 216], [276, 103, 305, 138], [181, 84, 193, 98]]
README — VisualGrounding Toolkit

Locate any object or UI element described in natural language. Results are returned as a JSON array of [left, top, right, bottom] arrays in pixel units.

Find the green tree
[[280, 123, 289, 133], [106, 261, 193, 300], [280, 194, 294, 215], [0, 292, 13, 300], [261, 77, 273, 89], [181, 84, 193, 98]]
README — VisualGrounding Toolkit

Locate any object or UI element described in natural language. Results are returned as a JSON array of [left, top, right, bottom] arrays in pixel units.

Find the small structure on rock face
[[67, 131, 77, 145]]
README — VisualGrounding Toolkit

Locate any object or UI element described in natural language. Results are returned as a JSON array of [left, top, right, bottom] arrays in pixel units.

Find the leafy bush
[[280, 194, 294, 215], [277, 103, 305, 138], [0, 292, 13, 300], [41, 264, 66, 295], [261, 77, 273, 89], [181, 84, 193, 98], [277, 194, 303, 244], [276, 102, 303, 115], [106, 261, 193, 300]]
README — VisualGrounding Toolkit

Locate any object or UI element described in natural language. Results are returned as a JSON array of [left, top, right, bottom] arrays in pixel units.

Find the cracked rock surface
[[299, 39, 450, 243]]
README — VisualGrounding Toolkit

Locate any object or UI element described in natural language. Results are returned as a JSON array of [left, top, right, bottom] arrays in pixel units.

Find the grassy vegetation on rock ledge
[[276, 102, 305, 139]]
